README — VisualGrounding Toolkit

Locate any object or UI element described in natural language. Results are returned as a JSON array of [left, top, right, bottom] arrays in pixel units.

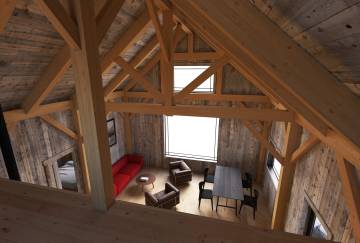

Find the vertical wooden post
[[215, 66, 223, 96], [70, 0, 114, 211], [72, 108, 90, 193], [256, 121, 271, 184], [336, 155, 360, 243], [271, 122, 302, 230], [161, 9, 173, 106]]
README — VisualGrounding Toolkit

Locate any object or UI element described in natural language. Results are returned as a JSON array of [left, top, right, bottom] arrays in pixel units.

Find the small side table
[[136, 173, 156, 192]]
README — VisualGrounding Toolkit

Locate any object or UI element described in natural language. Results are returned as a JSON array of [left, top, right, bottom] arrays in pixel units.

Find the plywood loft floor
[[117, 167, 271, 229]]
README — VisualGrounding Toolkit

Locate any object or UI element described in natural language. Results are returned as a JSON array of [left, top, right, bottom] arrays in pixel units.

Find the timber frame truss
[[0, 0, 359, 241]]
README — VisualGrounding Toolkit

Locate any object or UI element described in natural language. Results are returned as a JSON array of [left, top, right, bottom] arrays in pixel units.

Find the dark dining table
[[212, 165, 244, 215]]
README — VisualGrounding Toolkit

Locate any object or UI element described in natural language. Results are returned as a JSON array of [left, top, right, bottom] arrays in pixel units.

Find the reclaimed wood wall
[[2, 111, 75, 186], [263, 121, 359, 243]]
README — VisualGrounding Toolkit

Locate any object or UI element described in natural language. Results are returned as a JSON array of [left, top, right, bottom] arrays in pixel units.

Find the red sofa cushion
[[113, 173, 131, 195], [120, 163, 142, 178], [112, 157, 128, 176]]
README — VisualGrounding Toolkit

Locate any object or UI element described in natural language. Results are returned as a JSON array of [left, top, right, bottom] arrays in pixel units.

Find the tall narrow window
[[164, 115, 219, 162], [174, 66, 214, 92]]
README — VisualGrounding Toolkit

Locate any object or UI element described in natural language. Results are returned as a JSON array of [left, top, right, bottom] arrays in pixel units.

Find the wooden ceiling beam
[[5, 101, 73, 124], [160, 9, 174, 106], [145, 0, 170, 63], [174, 52, 220, 62], [242, 122, 285, 164], [95, 0, 125, 40], [174, 55, 229, 101], [110, 91, 270, 103], [290, 135, 320, 163], [36, 0, 81, 49], [106, 102, 294, 122], [123, 52, 161, 92], [170, 0, 360, 169], [0, 0, 16, 32], [115, 57, 164, 102], [104, 35, 158, 98], [100, 10, 152, 73], [22, 0, 124, 114], [40, 114, 78, 140], [336, 155, 360, 243]]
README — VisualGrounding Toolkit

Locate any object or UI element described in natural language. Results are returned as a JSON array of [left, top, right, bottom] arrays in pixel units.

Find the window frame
[[173, 65, 215, 93], [266, 140, 282, 189], [164, 115, 219, 162], [304, 192, 333, 240]]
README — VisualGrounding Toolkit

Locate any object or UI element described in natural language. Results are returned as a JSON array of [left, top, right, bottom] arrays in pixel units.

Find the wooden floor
[[117, 167, 272, 229], [0, 178, 329, 243]]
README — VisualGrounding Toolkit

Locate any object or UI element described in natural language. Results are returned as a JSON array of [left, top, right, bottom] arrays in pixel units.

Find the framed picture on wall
[[107, 118, 117, 147]]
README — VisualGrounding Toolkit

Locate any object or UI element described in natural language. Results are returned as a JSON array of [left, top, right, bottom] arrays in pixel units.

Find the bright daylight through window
[[164, 115, 219, 162], [174, 66, 214, 92]]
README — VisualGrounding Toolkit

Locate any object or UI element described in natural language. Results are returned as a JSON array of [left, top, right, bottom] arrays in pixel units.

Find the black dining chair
[[198, 181, 213, 211], [204, 168, 214, 184], [242, 172, 253, 197], [238, 189, 259, 219]]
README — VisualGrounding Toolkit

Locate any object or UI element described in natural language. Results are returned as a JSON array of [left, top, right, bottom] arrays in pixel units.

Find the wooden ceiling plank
[[174, 55, 229, 101], [115, 57, 164, 102], [106, 102, 294, 122], [170, 0, 360, 167], [104, 35, 159, 98], [95, 0, 125, 42], [336, 155, 360, 243], [36, 0, 81, 49], [100, 10, 152, 73], [145, 0, 170, 63], [22, 47, 72, 114], [22, 1, 122, 114], [40, 114, 78, 140], [70, 0, 114, 211], [0, 0, 16, 32]]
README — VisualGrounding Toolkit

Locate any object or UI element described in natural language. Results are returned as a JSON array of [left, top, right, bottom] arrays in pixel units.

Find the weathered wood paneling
[[263, 121, 359, 242], [6, 111, 83, 190], [0, 149, 9, 179], [251, 0, 360, 96]]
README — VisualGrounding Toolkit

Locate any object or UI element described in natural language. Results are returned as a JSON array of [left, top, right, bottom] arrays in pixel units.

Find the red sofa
[[112, 154, 144, 196]]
